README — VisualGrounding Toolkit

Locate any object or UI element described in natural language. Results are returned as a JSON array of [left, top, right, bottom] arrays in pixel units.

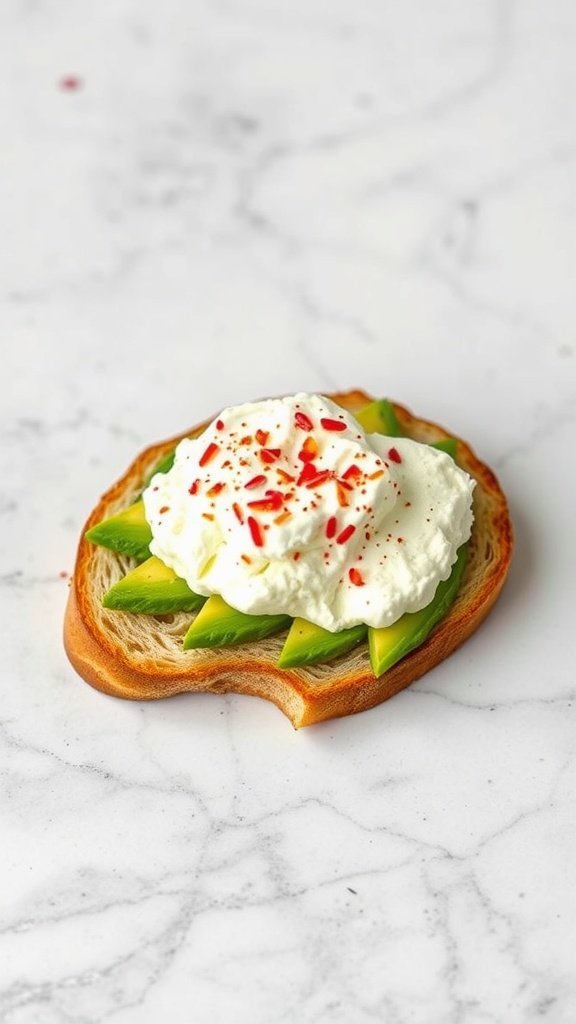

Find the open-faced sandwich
[[64, 390, 513, 727]]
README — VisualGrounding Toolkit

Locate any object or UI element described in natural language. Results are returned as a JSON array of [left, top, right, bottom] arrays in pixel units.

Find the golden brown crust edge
[[63, 391, 513, 728]]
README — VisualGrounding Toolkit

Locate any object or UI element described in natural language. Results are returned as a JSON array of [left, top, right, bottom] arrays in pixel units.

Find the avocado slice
[[183, 594, 291, 650], [355, 398, 401, 436], [432, 436, 458, 460], [356, 399, 457, 458], [87, 449, 178, 558], [277, 618, 367, 669], [141, 448, 176, 492], [102, 555, 205, 614], [368, 543, 468, 678], [85, 500, 152, 562], [141, 423, 207, 490]]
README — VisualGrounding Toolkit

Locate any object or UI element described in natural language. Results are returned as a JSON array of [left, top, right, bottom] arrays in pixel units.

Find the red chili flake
[[255, 429, 269, 446], [368, 470, 384, 480], [200, 442, 219, 467], [241, 554, 252, 564], [247, 491, 283, 512], [222, 460, 231, 468], [325, 516, 337, 539], [259, 448, 281, 464], [59, 75, 82, 91], [365, 531, 371, 541], [202, 512, 215, 521], [336, 483, 350, 508], [277, 469, 295, 484], [336, 524, 356, 544], [232, 502, 244, 524], [342, 464, 362, 482], [295, 411, 314, 431], [207, 482, 226, 497], [348, 567, 364, 586], [248, 516, 264, 547], [245, 474, 267, 490], [397, 537, 404, 543], [296, 462, 317, 486], [159, 505, 170, 514], [189, 479, 201, 495], [304, 469, 333, 489], [321, 417, 347, 432], [293, 551, 301, 561], [240, 435, 253, 445], [298, 436, 318, 463], [388, 447, 402, 463], [274, 511, 292, 525], [216, 419, 224, 431]]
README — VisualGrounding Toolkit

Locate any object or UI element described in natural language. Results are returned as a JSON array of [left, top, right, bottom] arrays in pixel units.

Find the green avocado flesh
[[355, 398, 401, 436], [183, 594, 291, 650], [141, 449, 176, 493], [87, 450, 177, 561], [368, 543, 468, 678], [102, 556, 206, 614], [85, 500, 152, 562], [432, 436, 458, 459], [278, 619, 367, 669]]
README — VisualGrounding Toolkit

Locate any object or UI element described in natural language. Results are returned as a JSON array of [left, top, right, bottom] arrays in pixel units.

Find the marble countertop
[[2, 1, 576, 1021]]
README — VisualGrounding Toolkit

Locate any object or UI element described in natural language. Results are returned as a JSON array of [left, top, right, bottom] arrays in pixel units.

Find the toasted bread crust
[[64, 391, 513, 727]]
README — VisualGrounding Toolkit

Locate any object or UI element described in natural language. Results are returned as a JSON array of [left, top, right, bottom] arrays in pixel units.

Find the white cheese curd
[[142, 394, 474, 631]]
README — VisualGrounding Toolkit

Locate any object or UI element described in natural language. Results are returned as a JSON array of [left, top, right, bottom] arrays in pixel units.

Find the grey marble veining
[[1, 1, 576, 1021]]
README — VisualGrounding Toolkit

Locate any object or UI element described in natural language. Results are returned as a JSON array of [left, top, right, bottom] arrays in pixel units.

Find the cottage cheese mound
[[143, 394, 474, 631]]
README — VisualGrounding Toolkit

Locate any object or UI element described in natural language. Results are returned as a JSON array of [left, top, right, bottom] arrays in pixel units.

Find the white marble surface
[[1, 1, 576, 1021]]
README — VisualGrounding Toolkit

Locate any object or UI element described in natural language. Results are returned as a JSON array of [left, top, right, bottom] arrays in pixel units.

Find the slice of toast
[[64, 391, 513, 728]]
